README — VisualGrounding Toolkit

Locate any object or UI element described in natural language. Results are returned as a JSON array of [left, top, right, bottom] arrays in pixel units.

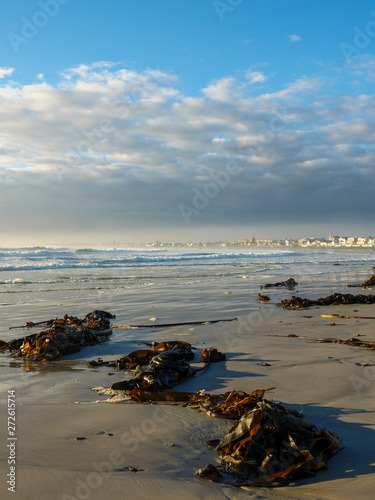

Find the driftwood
[[112, 318, 237, 329]]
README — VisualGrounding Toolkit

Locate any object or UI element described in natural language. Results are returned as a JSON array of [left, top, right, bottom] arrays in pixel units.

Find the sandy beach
[[1, 259, 375, 499]]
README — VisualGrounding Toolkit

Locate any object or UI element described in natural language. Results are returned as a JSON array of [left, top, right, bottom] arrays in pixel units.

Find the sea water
[[0, 246, 374, 319], [0, 245, 374, 401]]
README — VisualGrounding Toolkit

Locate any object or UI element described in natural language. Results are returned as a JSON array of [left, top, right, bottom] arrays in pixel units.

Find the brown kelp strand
[[112, 317, 237, 329], [125, 388, 275, 416], [0, 310, 115, 362], [268, 333, 375, 350], [280, 293, 375, 309], [260, 277, 297, 289], [347, 273, 375, 288], [257, 294, 271, 302]]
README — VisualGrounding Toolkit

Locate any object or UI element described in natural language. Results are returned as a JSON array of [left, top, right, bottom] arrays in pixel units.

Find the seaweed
[[279, 293, 375, 309], [199, 399, 341, 487], [102, 342, 226, 397], [0, 310, 115, 361], [347, 273, 375, 288], [261, 278, 297, 290], [117, 386, 342, 487]]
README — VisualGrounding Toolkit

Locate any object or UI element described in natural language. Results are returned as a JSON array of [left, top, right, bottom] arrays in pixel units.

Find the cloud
[[346, 54, 375, 81], [246, 70, 268, 84], [0, 62, 374, 241], [202, 77, 244, 102], [0, 67, 14, 78], [288, 34, 303, 42]]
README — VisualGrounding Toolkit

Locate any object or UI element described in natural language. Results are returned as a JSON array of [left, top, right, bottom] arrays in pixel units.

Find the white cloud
[[346, 54, 375, 81], [288, 34, 303, 42], [246, 70, 267, 84], [202, 77, 243, 102], [0, 67, 14, 78], [0, 62, 374, 239], [260, 76, 321, 100]]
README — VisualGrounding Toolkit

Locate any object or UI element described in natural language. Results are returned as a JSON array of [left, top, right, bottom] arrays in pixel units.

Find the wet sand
[[1, 276, 375, 499]]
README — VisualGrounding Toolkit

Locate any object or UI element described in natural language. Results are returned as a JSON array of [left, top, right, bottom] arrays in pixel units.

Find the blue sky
[[1, 1, 372, 93], [1, 0, 375, 244]]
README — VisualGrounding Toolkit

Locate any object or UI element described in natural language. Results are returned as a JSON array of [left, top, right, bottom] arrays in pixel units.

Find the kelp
[[347, 273, 375, 288], [119, 387, 341, 487], [321, 314, 375, 320], [261, 278, 297, 290], [268, 333, 375, 350], [257, 294, 271, 302], [112, 318, 237, 329], [125, 388, 274, 415], [280, 292, 375, 309], [0, 310, 115, 361], [199, 399, 341, 487], [201, 347, 226, 363], [99, 341, 226, 398]]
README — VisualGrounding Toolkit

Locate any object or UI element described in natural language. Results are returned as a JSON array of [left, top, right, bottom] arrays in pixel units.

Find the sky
[[0, 0, 375, 245]]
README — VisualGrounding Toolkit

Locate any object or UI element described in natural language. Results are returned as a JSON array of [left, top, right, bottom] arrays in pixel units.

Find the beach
[[1, 247, 375, 499]]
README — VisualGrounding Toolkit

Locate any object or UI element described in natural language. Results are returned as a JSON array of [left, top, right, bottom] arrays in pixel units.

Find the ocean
[[0, 246, 374, 343]]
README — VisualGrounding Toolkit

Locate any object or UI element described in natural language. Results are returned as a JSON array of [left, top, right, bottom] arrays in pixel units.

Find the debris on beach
[[347, 273, 375, 289], [257, 294, 270, 302], [0, 310, 115, 361], [100, 341, 226, 398], [261, 278, 297, 289], [279, 292, 375, 309], [108, 387, 273, 415], [201, 347, 226, 364], [268, 333, 375, 351], [111, 317, 237, 329], [199, 398, 341, 487], [119, 386, 341, 486], [117, 466, 143, 473], [321, 314, 375, 320]]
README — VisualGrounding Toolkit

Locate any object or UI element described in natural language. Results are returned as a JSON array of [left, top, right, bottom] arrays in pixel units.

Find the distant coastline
[[115, 235, 375, 250]]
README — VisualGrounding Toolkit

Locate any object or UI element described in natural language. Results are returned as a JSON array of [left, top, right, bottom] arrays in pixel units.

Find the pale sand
[[1, 278, 375, 499]]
